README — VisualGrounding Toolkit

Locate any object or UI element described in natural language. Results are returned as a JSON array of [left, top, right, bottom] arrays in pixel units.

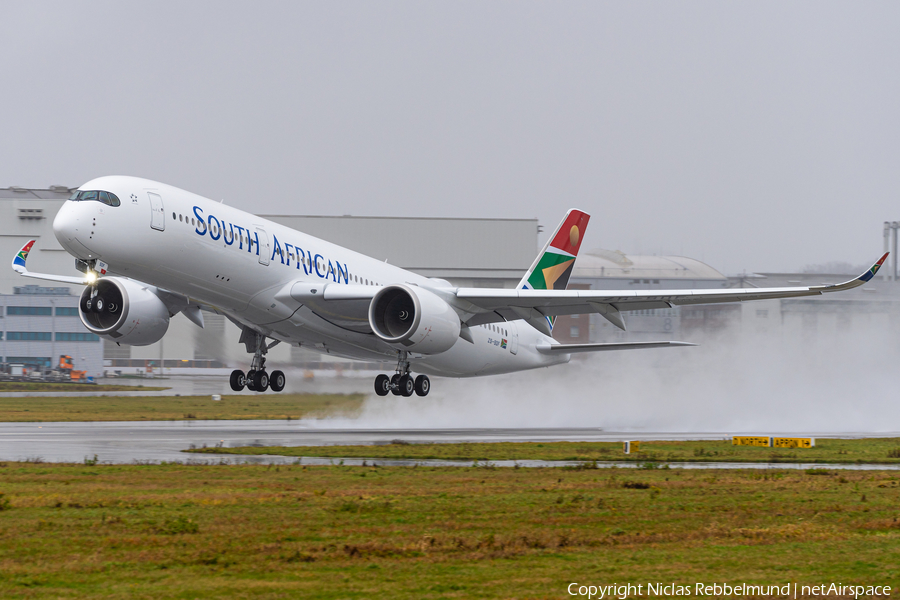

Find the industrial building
[[0, 284, 103, 376]]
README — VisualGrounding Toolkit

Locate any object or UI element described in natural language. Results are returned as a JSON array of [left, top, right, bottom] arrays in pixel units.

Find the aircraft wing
[[11, 240, 213, 328], [11, 239, 90, 285], [452, 253, 888, 330]]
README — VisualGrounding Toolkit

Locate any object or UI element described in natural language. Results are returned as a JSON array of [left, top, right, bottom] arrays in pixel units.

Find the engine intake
[[369, 285, 460, 354], [79, 278, 171, 346]]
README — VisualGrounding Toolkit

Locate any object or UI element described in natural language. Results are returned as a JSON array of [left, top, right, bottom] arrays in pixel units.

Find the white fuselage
[[52, 176, 568, 377]]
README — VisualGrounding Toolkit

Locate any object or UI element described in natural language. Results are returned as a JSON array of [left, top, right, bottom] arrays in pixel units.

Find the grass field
[[0, 393, 364, 422], [0, 462, 897, 598], [187, 437, 900, 465], [0, 382, 169, 392]]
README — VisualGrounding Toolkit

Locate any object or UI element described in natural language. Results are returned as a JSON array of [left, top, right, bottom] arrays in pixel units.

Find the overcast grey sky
[[2, 1, 898, 274]]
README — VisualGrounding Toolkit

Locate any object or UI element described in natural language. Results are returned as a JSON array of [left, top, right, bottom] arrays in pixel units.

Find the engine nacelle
[[79, 277, 170, 346], [368, 284, 461, 355]]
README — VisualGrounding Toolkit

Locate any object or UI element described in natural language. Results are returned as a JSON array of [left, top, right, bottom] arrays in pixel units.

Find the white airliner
[[11, 176, 887, 396]]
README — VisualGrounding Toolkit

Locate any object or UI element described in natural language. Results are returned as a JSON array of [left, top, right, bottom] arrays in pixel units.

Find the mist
[[312, 311, 900, 433]]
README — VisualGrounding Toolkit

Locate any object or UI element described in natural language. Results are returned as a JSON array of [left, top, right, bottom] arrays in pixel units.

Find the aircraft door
[[148, 193, 165, 231], [510, 322, 518, 355], [255, 226, 270, 265]]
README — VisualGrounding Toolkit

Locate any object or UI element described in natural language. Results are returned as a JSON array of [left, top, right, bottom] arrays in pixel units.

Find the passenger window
[[179, 214, 183, 222], [172, 212, 176, 220]]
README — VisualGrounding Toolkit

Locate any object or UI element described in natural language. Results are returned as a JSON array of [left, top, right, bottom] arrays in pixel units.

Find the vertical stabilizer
[[518, 209, 591, 291], [517, 209, 591, 333]]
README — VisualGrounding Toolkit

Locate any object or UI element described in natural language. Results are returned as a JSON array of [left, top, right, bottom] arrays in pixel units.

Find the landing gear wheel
[[269, 370, 285, 392], [93, 296, 105, 313], [80, 295, 92, 313], [229, 369, 246, 391], [252, 370, 269, 392], [374, 374, 391, 396], [390, 373, 402, 396], [246, 369, 257, 391], [414, 375, 430, 397], [398, 375, 415, 397]]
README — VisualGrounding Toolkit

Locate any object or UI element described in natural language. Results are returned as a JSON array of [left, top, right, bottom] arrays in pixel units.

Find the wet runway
[[0, 371, 374, 398], [1, 420, 898, 468]]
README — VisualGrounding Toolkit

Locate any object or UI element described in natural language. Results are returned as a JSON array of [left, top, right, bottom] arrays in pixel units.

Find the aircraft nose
[[52, 201, 78, 243]]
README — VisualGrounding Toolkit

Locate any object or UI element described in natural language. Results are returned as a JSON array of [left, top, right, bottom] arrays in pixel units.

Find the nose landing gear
[[373, 352, 430, 397], [230, 332, 285, 393]]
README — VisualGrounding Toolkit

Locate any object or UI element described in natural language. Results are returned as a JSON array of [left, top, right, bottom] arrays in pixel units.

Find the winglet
[[10, 239, 89, 285], [12, 240, 36, 274], [814, 252, 889, 293], [857, 252, 889, 283]]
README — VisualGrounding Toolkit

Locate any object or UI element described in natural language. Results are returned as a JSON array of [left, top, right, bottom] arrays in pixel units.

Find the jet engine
[[79, 277, 170, 346], [368, 284, 461, 354]]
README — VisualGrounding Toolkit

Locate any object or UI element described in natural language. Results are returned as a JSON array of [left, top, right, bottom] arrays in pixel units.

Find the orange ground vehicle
[[58, 355, 88, 381]]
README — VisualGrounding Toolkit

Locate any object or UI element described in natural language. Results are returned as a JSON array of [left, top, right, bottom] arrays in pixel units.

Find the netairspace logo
[[567, 582, 893, 599]]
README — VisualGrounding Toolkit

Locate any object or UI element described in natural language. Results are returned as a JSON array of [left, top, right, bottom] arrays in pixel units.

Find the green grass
[[187, 437, 900, 464], [0, 393, 365, 422], [0, 462, 897, 598], [0, 382, 169, 392]]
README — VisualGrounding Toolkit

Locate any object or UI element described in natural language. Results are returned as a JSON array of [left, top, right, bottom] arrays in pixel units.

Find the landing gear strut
[[373, 351, 429, 397], [230, 332, 285, 393]]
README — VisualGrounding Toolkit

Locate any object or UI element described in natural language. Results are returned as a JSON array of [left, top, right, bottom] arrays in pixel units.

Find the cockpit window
[[69, 190, 121, 207]]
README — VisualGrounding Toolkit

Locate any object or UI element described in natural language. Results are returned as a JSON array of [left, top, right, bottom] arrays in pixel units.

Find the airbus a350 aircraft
[[11, 176, 887, 396]]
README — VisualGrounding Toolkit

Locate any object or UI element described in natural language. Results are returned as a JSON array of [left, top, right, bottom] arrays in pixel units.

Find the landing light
[[85, 272, 98, 284]]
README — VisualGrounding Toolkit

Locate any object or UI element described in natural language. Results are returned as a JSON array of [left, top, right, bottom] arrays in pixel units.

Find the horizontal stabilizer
[[536, 341, 697, 354]]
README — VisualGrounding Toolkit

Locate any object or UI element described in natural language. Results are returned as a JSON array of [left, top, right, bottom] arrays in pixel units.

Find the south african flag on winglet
[[12, 240, 35, 269], [858, 252, 889, 282]]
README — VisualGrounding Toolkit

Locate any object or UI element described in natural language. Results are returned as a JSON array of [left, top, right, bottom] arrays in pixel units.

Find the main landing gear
[[230, 332, 285, 393], [374, 351, 430, 397]]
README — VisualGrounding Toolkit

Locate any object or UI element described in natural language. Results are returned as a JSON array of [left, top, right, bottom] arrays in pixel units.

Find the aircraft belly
[[305, 298, 372, 333], [412, 327, 558, 378], [231, 303, 396, 362]]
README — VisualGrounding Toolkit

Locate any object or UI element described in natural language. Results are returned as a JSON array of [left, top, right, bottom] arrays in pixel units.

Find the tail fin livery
[[518, 209, 591, 291], [516, 209, 590, 334]]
